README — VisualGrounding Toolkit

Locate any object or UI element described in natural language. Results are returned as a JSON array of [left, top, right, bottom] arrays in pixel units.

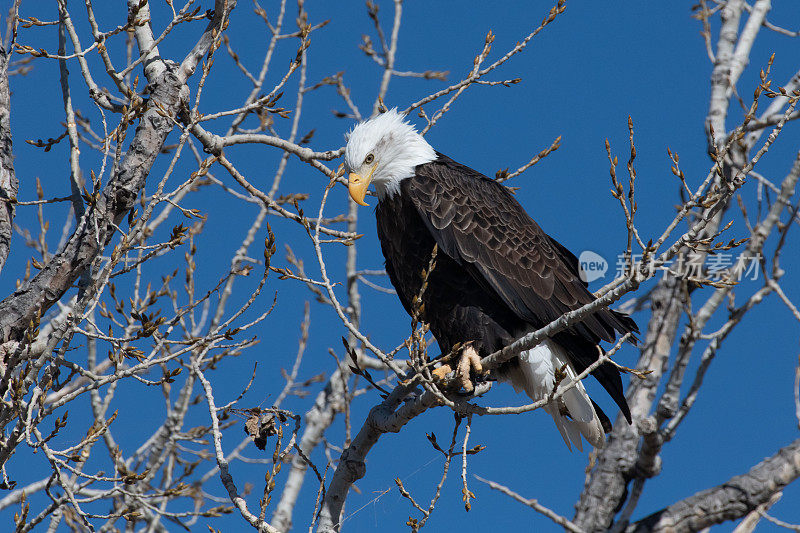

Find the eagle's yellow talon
[[456, 345, 482, 393], [432, 364, 453, 381]]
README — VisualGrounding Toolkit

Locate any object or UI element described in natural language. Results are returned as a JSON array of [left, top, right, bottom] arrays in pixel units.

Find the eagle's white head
[[344, 108, 436, 205]]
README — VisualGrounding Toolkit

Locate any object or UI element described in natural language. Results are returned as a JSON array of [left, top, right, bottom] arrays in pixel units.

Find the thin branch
[[475, 476, 584, 533]]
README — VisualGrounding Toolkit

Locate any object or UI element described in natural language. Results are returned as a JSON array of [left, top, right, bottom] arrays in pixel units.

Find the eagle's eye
[[364, 153, 375, 165]]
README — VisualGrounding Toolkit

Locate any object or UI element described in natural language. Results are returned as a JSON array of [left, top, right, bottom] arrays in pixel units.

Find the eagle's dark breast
[[375, 154, 637, 421]]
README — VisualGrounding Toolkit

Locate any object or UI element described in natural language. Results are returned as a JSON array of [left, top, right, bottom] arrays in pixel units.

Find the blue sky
[[3, 1, 800, 531]]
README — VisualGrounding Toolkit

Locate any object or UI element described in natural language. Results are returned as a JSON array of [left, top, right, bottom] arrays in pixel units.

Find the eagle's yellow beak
[[348, 164, 376, 207]]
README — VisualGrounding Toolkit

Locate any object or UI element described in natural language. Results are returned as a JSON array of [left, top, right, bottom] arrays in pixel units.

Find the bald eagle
[[344, 109, 637, 450]]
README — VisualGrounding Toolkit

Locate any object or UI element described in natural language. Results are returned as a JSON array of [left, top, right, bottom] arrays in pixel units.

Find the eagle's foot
[[432, 344, 483, 393], [431, 364, 453, 382], [456, 344, 483, 393]]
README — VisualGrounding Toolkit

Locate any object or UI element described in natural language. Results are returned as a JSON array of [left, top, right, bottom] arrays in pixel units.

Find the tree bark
[[0, 64, 187, 342], [0, 42, 17, 276], [629, 438, 800, 532], [574, 276, 686, 530]]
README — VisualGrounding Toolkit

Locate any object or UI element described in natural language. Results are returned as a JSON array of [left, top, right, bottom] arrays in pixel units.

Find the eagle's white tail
[[500, 339, 605, 451]]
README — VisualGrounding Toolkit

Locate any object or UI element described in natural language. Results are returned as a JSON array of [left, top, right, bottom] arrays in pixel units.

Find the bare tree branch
[[0, 1, 237, 343], [317, 384, 438, 532], [628, 439, 800, 532], [0, 9, 17, 274], [476, 475, 584, 533]]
